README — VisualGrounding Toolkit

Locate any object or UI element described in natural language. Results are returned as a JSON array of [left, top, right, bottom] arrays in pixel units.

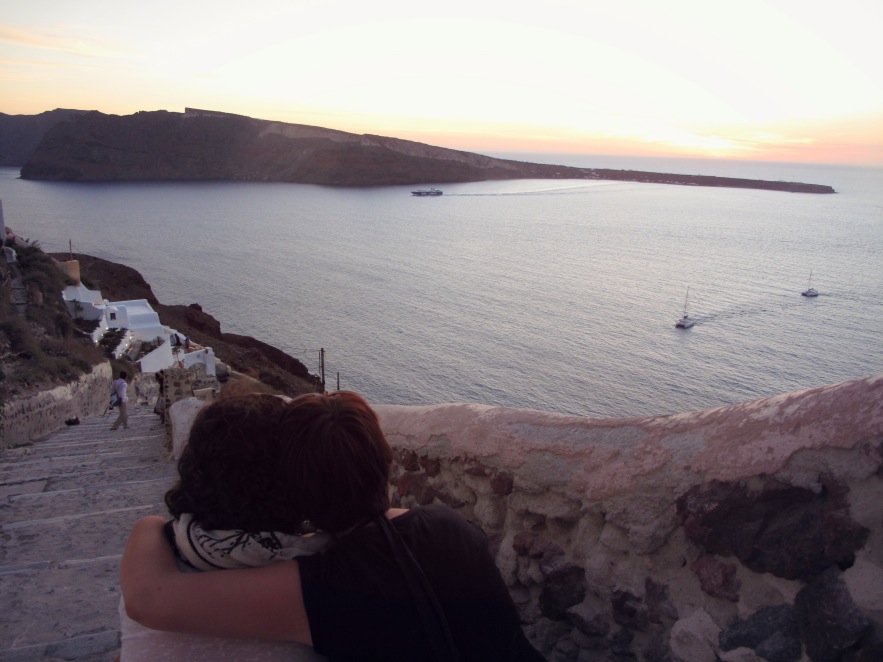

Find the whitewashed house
[[59, 264, 215, 377]]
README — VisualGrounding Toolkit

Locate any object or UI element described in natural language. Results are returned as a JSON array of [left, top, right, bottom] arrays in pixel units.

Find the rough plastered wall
[[376, 374, 883, 662], [0, 362, 113, 449]]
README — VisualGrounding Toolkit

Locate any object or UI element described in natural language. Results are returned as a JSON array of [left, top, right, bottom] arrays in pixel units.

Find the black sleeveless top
[[298, 505, 545, 662]]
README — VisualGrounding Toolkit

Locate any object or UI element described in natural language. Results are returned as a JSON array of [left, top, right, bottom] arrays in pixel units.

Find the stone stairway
[[0, 403, 175, 661]]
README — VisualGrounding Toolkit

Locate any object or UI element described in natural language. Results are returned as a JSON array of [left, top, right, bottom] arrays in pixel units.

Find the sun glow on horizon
[[1, 0, 881, 166]]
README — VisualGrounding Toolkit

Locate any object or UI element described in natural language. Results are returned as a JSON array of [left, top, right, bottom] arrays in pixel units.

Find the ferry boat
[[411, 188, 443, 197]]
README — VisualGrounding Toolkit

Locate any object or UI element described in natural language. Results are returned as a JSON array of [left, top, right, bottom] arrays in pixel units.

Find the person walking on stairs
[[110, 370, 130, 430]]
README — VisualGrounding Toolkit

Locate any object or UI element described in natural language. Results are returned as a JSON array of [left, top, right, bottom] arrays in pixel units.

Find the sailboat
[[801, 271, 819, 297], [675, 287, 695, 328]]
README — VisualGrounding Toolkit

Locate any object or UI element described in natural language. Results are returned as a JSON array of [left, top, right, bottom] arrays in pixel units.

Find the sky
[[1, 0, 882, 165]]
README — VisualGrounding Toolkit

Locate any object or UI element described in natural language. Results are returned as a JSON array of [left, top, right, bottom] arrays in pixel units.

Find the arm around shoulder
[[120, 515, 312, 644]]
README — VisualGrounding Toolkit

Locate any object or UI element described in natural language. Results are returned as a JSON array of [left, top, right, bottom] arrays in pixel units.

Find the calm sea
[[1, 155, 880, 418]]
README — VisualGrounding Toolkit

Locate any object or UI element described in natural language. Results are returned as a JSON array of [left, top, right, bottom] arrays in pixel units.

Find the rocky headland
[[3, 108, 836, 193]]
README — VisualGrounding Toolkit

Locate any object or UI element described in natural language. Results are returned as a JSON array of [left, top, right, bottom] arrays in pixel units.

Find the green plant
[[16, 245, 70, 313], [98, 327, 128, 358], [1, 317, 36, 354], [0, 243, 108, 395], [74, 318, 100, 333]]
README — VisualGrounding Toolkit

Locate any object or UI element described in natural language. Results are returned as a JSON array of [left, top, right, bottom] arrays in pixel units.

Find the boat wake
[[452, 184, 606, 197], [691, 292, 834, 326]]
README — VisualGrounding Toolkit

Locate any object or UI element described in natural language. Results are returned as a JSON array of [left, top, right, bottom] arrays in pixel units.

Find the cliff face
[[20, 109, 571, 186], [0, 109, 88, 167], [15, 108, 835, 193]]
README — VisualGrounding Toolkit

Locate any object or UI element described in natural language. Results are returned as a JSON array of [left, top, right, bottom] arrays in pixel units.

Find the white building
[[60, 267, 215, 377]]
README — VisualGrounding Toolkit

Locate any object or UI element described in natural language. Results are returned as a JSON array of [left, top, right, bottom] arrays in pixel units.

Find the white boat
[[801, 271, 818, 297], [675, 288, 695, 328], [411, 187, 443, 196]]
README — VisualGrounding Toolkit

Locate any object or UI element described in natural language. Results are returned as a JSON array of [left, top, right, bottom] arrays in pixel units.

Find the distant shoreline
[[16, 167, 837, 195], [573, 168, 836, 194]]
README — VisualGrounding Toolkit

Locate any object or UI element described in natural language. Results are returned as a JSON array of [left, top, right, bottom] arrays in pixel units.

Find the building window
[[109, 312, 116, 321]]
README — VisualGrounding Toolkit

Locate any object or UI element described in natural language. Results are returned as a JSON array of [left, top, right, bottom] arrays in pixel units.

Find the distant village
[[3, 199, 216, 382]]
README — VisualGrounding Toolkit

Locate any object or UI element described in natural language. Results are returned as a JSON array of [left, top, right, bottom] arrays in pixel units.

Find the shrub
[[74, 318, 100, 333], [0, 243, 108, 394], [98, 328, 128, 358], [1, 317, 36, 354], [16, 245, 70, 308]]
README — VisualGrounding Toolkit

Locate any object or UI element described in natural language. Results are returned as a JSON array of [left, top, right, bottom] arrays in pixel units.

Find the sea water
[[1, 156, 880, 418]]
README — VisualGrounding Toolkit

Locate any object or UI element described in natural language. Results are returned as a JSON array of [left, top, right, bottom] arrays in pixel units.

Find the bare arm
[[120, 516, 312, 644]]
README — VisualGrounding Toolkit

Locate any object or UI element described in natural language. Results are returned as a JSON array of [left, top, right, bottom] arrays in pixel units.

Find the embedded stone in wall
[[611, 588, 650, 631], [396, 471, 434, 505], [794, 567, 872, 662], [691, 554, 741, 602], [719, 604, 801, 662], [676, 477, 869, 581], [538, 564, 586, 620], [398, 448, 420, 472], [163, 366, 196, 403], [669, 608, 719, 662], [644, 578, 677, 624], [566, 598, 610, 637]]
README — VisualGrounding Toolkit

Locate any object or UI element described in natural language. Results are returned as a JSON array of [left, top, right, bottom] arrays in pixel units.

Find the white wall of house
[[62, 283, 106, 321], [181, 347, 216, 376], [57, 278, 217, 376], [138, 337, 175, 374], [104, 300, 166, 342]]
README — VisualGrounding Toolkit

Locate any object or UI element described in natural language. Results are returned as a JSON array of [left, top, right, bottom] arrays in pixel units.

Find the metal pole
[[320, 348, 325, 392]]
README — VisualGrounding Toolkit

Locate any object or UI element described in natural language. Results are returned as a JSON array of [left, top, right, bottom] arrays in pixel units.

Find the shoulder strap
[[377, 514, 460, 662]]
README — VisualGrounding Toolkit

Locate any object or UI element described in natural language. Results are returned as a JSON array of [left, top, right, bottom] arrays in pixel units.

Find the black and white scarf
[[172, 513, 332, 571]]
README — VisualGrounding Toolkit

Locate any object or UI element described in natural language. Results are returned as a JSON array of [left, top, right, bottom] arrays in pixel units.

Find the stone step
[[0, 408, 168, 490], [0, 557, 122, 661], [2, 477, 173, 525], [0, 502, 161, 567], [0, 399, 175, 661], [1, 452, 169, 484]]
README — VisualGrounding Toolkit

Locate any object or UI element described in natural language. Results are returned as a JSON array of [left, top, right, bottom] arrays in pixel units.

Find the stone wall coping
[[375, 373, 883, 500]]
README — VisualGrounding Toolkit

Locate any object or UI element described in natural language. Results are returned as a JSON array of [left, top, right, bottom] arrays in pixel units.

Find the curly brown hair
[[278, 391, 393, 535], [164, 393, 303, 533]]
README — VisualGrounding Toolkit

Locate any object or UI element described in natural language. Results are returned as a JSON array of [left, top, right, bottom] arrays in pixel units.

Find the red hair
[[279, 392, 392, 534]]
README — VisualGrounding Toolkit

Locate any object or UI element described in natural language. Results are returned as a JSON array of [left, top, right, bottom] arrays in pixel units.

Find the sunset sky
[[2, 0, 882, 165]]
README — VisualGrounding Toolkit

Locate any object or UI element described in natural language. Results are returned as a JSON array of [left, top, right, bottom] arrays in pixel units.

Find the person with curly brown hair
[[121, 392, 545, 661], [119, 393, 329, 661]]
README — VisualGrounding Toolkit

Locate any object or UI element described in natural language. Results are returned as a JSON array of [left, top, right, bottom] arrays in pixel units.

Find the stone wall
[[376, 374, 883, 662], [1, 362, 113, 448]]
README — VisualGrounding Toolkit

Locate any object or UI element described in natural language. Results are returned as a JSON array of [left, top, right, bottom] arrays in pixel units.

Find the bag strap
[[377, 514, 460, 662]]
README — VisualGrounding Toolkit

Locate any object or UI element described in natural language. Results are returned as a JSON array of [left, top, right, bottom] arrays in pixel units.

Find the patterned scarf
[[172, 513, 332, 571]]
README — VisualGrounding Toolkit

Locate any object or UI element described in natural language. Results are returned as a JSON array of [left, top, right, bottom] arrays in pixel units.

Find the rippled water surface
[[2, 156, 880, 417]]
